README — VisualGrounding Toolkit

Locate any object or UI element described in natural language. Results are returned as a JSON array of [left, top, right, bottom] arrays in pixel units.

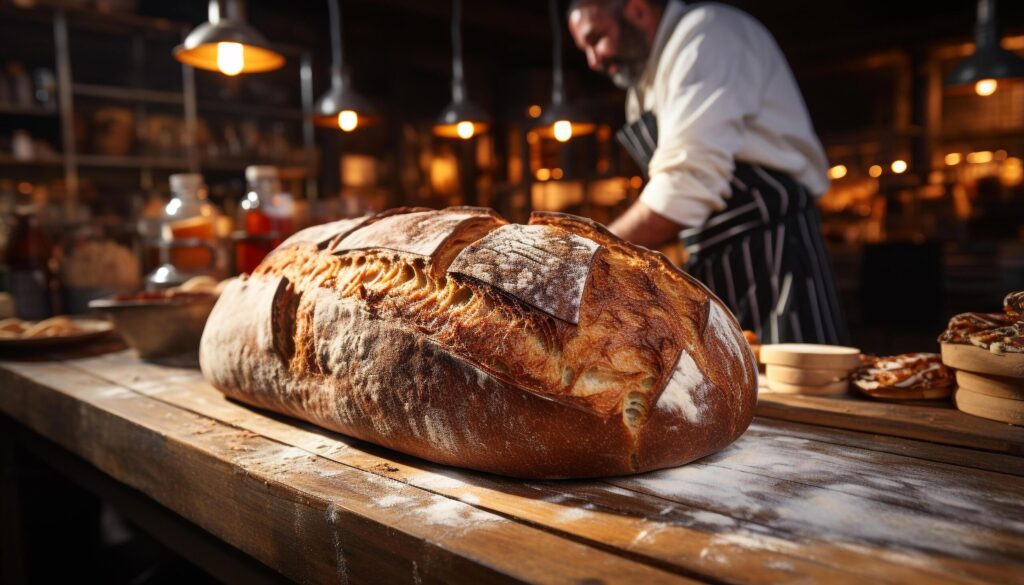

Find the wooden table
[[2, 348, 1023, 584]]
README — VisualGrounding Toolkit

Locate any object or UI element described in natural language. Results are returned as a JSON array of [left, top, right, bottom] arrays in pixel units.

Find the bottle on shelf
[[4, 203, 57, 320], [161, 173, 219, 274], [235, 165, 294, 274]]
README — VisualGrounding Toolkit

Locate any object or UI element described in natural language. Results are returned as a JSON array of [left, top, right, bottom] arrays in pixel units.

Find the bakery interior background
[[2, 0, 1023, 353]]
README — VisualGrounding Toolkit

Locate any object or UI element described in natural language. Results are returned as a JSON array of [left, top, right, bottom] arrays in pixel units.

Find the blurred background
[[1, 0, 1023, 354]]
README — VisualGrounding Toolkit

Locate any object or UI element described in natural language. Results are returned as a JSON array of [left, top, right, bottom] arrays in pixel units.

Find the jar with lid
[[235, 165, 294, 274], [162, 173, 219, 273]]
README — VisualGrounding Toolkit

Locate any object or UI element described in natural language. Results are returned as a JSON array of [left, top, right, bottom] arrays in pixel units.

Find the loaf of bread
[[199, 207, 757, 478]]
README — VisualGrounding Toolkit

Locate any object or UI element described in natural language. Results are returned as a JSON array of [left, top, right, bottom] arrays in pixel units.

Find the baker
[[568, 0, 849, 345]]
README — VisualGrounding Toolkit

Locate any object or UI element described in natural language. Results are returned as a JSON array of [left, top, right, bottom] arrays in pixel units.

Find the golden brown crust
[[200, 207, 757, 478]]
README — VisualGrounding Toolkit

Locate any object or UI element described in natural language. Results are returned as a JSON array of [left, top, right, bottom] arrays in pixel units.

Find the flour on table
[[555, 503, 595, 523], [414, 469, 468, 491], [373, 492, 497, 528]]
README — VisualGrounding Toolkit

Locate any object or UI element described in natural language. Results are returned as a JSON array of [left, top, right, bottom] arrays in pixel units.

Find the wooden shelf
[[0, 155, 64, 167], [77, 154, 188, 169], [0, 103, 59, 117], [197, 100, 305, 120], [73, 84, 183, 105]]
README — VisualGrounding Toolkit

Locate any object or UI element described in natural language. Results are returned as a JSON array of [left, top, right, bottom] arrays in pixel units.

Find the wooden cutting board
[[756, 389, 1024, 456]]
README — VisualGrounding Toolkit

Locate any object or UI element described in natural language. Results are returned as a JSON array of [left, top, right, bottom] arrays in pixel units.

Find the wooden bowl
[[941, 343, 1024, 379], [759, 343, 861, 371]]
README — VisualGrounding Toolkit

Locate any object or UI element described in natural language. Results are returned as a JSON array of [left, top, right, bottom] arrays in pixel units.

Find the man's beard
[[605, 16, 651, 89]]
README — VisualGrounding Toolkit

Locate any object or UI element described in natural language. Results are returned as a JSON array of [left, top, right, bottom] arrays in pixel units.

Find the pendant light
[[946, 0, 1024, 96], [174, 0, 285, 76], [434, 0, 490, 139], [535, 0, 594, 142], [311, 0, 375, 131]]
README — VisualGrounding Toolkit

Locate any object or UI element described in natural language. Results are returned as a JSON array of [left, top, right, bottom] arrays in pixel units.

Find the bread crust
[[200, 208, 757, 478]]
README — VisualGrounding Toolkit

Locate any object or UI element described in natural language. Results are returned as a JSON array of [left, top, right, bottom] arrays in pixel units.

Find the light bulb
[[967, 151, 994, 164], [337, 110, 358, 132], [891, 160, 908, 174], [944, 153, 962, 166], [975, 79, 998, 97], [553, 120, 573, 142], [868, 165, 883, 178], [216, 42, 244, 76], [828, 164, 848, 180], [456, 121, 475, 139]]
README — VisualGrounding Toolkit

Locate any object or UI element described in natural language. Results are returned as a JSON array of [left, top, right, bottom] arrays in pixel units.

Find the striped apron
[[619, 116, 850, 345]]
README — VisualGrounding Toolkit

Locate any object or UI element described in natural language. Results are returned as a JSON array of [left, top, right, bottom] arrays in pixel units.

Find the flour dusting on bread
[[448, 224, 600, 324], [656, 351, 708, 424]]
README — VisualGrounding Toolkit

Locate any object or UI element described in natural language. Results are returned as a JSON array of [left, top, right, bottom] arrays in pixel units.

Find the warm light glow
[[1001, 157, 1023, 187], [17, 181, 32, 195], [868, 165, 882, 178], [526, 131, 538, 144], [337, 110, 358, 132], [216, 42, 245, 76], [629, 176, 643, 189], [967, 150, 994, 164], [553, 120, 573, 142], [551, 168, 564, 180], [995, 149, 1008, 161], [527, 105, 542, 118], [456, 121, 475, 139], [828, 164, 848, 180], [975, 78, 998, 96], [535, 168, 551, 181], [944, 153, 962, 166], [890, 160, 908, 174]]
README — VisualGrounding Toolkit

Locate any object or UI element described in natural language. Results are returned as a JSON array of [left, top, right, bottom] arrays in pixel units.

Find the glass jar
[[162, 173, 219, 273], [235, 165, 294, 273]]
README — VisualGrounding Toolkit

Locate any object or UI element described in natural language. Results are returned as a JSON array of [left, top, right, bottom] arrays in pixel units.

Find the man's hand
[[608, 200, 684, 249]]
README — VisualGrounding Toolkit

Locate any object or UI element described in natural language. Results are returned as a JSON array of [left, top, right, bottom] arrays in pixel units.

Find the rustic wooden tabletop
[[2, 347, 1023, 584]]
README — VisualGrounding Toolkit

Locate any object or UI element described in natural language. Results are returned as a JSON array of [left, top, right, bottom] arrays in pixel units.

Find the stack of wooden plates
[[760, 344, 861, 396], [941, 343, 1024, 424]]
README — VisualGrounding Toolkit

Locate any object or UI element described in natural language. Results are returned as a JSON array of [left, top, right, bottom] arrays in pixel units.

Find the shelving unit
[[0, 104, 59, 117], [0, 3, 319, 214]]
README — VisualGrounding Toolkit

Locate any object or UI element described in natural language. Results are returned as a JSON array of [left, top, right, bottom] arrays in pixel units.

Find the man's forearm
[[608, 200, 684, 249]]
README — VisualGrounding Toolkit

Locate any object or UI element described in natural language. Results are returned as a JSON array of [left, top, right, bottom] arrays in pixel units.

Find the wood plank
[[5, 417, 292, 585], [732, 423, 1024, 532], [756, 392, 1024, 456], [752, 417, 1024, 477], [611, 452, 1024, 585], [64, 352, 869, 585], [0, 360, 695, 585], [64, 350, 1024, 585]]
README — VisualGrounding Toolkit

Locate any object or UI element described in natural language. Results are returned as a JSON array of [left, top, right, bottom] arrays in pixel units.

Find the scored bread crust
[[200, 207, 757, 478]]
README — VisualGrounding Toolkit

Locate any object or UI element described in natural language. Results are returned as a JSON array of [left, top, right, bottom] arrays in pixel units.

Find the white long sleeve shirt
[[628, 1, 830, 228]]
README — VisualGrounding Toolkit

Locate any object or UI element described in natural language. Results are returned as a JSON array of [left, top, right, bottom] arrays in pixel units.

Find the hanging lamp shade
[[945, 0, 1024, 94], [311, 0, 375, 131], [311, 70, 376, 130], [534, 0, 594, 142], [535, 101, 595, 142], [433, 0, 490, 139], [174, 0, 285, 75]]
